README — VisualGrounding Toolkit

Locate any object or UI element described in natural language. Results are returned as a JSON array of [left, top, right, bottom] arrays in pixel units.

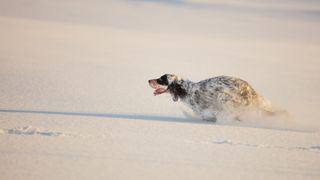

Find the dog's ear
[[168, 81, 187, 102]]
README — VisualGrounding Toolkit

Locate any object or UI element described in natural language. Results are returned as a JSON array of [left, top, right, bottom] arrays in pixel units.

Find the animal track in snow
[[212, 139, 320, 152], [3, 126, 64, 137], [184, 139, 320, 153]]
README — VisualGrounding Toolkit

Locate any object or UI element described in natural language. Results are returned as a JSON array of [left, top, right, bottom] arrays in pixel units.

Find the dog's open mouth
[[154, 87, 167, 96], [149, 79, 168, 96]]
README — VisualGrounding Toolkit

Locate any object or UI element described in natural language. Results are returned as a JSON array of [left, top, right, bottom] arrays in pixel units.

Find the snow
[[0, 0, 320, 179]]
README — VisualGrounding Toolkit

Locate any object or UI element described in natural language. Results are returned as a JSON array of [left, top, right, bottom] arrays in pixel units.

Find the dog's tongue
[[154, 88, 167, 96]]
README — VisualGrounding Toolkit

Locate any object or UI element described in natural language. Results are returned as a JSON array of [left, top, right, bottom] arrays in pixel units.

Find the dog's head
[[148, 74, 187, 101]]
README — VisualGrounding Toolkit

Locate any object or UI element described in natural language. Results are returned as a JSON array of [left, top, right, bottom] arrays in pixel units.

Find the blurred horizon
[[1, 0, 320, 44]]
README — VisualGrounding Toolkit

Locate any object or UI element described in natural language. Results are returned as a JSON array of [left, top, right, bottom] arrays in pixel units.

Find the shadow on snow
[[0, 109, 205, 124]]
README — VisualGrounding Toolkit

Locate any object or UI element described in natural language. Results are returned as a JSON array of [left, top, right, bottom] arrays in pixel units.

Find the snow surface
[[0, 0, 320, 179]]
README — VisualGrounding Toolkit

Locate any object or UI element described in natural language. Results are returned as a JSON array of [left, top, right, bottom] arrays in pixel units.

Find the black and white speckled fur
[[149, 74, 273, 122]]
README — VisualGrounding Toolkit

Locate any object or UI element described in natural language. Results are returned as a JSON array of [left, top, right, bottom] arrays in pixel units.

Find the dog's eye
[[160, 75, 167, 81], [157, 76, 168, 85], [156, 79, 163, 84], [159, 75, 168, 85]]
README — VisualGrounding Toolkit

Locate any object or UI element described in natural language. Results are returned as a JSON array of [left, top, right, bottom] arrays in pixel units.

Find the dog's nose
[[148, 80, 151, 83]]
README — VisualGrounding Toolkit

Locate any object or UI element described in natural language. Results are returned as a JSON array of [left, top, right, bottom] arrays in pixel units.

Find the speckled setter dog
[[149, 74, 274, 122]]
